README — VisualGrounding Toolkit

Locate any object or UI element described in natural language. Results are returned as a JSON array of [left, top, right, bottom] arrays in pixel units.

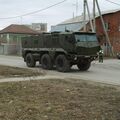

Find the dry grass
[[0, 65, 44, 78], [0, 79, 120, 120]]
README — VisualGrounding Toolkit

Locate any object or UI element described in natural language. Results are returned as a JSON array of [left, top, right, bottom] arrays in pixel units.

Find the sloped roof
[[0, 24, 39, 35], [59, 9, 120, 25], [51, 21, 88, 32], [59, 15, 87, 25]]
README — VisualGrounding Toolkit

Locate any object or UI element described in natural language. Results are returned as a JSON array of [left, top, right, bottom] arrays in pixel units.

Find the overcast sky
[[0, 0, 120, 31]]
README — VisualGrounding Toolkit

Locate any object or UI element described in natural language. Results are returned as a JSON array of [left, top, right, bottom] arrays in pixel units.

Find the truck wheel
[[25, 53, 36, 67], [77, 60, 91, 71], [41, 54, 53, 70], [55, 55, 70, 72]]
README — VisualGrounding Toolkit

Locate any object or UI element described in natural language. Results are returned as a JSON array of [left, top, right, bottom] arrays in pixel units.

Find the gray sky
[[0, 0, 120, 31]]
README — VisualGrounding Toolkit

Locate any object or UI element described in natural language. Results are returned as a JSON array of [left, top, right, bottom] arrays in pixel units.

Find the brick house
[[85, 9, 120, 55], [0, 24, 39, 55]]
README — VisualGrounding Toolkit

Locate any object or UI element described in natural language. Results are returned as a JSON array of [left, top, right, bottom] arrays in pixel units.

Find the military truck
[[22, 32, 100, 72]]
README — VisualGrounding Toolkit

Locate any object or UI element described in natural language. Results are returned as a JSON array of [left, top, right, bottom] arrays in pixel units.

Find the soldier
[[99, 49, 104, 63]]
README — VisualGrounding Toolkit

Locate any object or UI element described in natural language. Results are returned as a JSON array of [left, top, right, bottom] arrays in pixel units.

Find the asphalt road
[[0, 55, 120, 85]]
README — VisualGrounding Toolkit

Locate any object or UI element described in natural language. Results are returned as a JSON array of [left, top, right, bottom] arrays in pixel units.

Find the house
[[51, 9, 120, 55], [51, 15, 88, 32], [0, 24, 39, 55], [26, 23, 47, 33]]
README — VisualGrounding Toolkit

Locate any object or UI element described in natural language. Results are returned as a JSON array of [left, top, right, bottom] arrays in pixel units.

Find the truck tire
[[25, 53, 36, 67], [41, 54, 53, 70], [55, 55, 70, 72], [77, 59, 91, 71]]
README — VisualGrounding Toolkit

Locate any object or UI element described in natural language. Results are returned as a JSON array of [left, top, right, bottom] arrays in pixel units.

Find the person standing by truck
[[98, 49, 104, 63]]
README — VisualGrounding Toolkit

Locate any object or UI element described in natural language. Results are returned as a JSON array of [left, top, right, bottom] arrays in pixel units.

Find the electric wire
[[0, 0, 67, 19], [105, 0, 120, 6]]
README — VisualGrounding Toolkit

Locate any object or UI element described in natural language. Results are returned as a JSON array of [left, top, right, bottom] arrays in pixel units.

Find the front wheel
[[55, 55, 70, 72], [77, 59, 91, 71]]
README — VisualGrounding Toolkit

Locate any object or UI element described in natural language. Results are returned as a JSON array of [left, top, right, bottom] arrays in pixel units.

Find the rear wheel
[[55, 55, 70, 72], [77, 59, 91, 71], [25, 53, 36, 67], [41, 54, 53, 70]]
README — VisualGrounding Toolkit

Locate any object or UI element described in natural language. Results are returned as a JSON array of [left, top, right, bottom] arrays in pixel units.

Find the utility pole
[[93, 0, 96, 31], [83, 0, 87, 31], [72, 0, 78, 17], [83, 0, 114, 56], [83, 0, 94, 32], [95, 0, 114, 56], [86, 0, 94, 32], [76, 0, 78, 16]]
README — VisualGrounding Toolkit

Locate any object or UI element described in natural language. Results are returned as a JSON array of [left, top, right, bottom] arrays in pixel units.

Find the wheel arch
[[54, 52, 66, 60]]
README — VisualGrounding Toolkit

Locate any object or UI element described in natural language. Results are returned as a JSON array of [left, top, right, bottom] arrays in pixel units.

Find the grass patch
[[0, 65, 44, 78], [0, 79, 120, 120]]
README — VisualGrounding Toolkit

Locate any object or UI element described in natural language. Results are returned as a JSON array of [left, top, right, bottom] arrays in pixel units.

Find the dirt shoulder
[[0, 65, 120, 120], [0, 65, 45, 78], [0, 78, 120, 120]]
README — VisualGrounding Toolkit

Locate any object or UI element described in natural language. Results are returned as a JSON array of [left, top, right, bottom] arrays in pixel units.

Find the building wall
[[0, 33, 32, 55], [95, 12, 120, 54], [0, 45, 4, 54], [27, 23, 47, 33]]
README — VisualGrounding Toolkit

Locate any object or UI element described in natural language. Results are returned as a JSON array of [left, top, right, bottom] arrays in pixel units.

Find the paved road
[[0, 55, 120, 85]]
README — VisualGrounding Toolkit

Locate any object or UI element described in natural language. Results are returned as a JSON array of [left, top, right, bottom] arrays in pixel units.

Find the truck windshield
[[75, 34, 97, 42]]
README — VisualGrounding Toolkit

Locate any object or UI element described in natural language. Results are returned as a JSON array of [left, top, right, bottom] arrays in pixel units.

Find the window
[[105, 22, 110, 31], [75, 35, 86, 42], [75, 34, 97, 42]]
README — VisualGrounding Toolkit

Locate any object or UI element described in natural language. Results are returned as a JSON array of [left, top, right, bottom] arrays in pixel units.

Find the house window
[[105, 22, 110, 31]]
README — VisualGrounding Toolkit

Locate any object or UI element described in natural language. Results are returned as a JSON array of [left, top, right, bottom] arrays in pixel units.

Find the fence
[[0, 44, 22, 55]]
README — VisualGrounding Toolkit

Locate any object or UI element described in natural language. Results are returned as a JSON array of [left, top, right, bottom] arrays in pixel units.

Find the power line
[[0, 0, 67, 20], [105, 0, 120, 6]]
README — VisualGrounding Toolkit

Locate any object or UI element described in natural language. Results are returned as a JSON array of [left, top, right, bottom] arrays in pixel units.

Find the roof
[[59, 9, 120, 25], [51, 21, 88, 32], [0, 24, 39, 35]]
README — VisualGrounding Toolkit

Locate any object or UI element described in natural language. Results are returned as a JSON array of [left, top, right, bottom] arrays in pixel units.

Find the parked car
[[116, 53, 120, 59]]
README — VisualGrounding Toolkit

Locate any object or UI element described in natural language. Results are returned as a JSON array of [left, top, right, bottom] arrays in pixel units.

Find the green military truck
[[22, 32, 100, 72]]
